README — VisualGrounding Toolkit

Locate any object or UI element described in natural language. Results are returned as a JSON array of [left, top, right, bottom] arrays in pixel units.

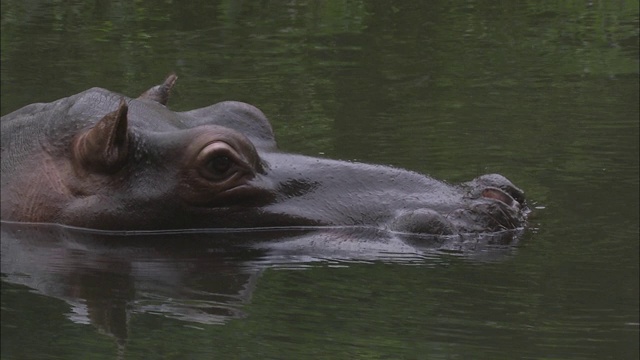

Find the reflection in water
[[1, 220, 523, 348]]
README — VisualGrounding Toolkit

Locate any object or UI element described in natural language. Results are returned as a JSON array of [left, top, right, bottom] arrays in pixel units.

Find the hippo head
[[0, 75, 528, 235]]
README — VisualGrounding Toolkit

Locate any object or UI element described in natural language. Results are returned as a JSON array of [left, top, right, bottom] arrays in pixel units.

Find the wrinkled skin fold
[[1, 75, 529, 234]]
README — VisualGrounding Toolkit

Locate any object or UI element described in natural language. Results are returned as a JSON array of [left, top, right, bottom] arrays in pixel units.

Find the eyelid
[[197, 141, 234, 161]]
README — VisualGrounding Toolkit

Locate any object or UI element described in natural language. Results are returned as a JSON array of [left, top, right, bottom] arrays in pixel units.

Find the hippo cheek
[[389, 209, 456, 235], [178, 175, 275, 209]]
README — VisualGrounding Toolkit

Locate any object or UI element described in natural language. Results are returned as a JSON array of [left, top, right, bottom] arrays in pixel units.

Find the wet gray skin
[[0, 75, 528, 234]]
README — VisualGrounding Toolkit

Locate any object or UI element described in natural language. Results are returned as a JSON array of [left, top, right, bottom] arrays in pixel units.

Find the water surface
[[1, 1, 638, 359]]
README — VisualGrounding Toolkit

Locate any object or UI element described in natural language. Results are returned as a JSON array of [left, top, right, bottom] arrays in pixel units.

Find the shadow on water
[[1, 220, 525, 350]]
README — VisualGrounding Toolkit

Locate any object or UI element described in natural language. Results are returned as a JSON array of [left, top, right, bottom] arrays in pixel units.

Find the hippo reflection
[[1, 221, 522, 349], [0, 75, 528, 233]]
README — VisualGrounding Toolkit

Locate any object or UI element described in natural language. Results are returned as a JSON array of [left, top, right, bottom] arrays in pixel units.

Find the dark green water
[[1, 1, 638, 359]]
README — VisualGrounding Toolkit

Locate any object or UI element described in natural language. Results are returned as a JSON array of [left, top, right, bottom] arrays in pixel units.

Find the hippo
[[0, 74, 528, 234]]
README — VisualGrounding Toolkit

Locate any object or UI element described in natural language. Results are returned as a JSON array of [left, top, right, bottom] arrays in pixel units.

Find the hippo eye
[[206, 155, 232, 175], [196, 141, 247, 181]]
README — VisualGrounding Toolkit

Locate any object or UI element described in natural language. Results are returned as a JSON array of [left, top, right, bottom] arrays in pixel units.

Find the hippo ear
[[138, 73, 178, 105], [73, 99, 130, 173]]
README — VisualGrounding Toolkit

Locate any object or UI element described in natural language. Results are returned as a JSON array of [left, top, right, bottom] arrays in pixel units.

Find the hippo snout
[[388, 174, 527, 235]]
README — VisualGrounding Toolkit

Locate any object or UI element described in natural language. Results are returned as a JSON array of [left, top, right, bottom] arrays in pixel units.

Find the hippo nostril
[[482, 187, 518, 208], [465, 174, 525, 206], [500, 185, 525, 205]]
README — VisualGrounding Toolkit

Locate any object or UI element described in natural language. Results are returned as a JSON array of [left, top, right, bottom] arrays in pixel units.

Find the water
[[1, 1, 638, 359]]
